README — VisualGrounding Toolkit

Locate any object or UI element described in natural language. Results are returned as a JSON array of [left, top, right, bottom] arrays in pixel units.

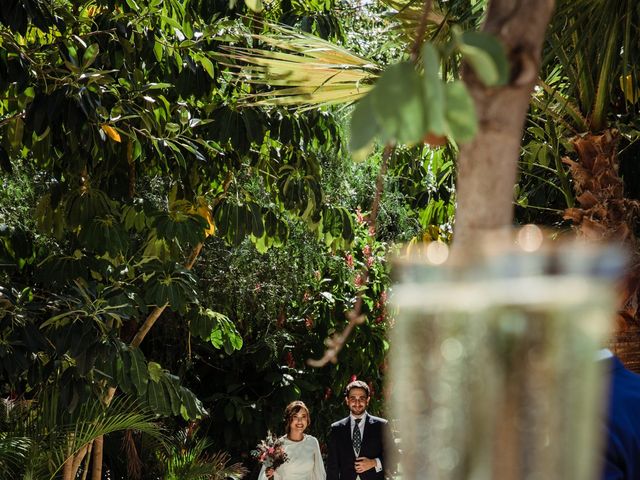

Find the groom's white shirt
[[597, 348, 613, 360]]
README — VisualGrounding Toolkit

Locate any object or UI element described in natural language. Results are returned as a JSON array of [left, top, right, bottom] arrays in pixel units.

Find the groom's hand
[[354, 457, 376, 473]]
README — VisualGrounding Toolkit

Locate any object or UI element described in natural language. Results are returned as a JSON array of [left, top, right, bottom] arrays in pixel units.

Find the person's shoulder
[[366, 414, 388, 424], [305, 434, 320, 444], [610, 357, 640, 393], [330, 417, 349, 428]]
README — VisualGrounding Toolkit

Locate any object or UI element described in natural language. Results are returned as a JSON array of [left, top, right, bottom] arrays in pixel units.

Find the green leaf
[[161, 15, 183, 32], [148, 361, 163, 383], [147, 377, 171, 415], [179, 386, 206, 420], [371, 62, 425, 145], [144, 82, 173, 90], [117, 351, 136, 394], [82, 44, 100, 69], [444, 81, 478, 143], [153, 41, 163, 62], [458, 31, 509, 86], [244, 0, 264, 12], [128, 348, 150, 396], [161, 374, 183, 416], [421, 44, 446, 136], [200, 56, 215, 79], [349, 94, 379, 155]]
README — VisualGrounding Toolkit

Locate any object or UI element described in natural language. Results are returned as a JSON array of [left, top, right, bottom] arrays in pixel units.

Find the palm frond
[[47, 396, 164, 477], [537, 79, 589, 132], [379, 0, 447, 41], [158, 429, 248, 480], [0, 433, 31, 474], [591, 20, 620, 130], [543, 0, 640, 125], [380, 0, 486, 37], [220, 23, 379, 109], [9, 390, 164, 479]]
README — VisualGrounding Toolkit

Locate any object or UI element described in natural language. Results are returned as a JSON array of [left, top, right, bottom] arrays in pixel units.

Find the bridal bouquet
[[252, 432, 289, 470]]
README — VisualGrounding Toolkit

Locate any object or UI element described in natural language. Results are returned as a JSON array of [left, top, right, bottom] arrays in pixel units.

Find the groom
[[601, 351, 640, 479], [327, 380, 390, 480]]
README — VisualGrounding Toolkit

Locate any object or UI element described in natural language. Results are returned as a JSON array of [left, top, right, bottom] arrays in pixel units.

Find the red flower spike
[[345, 253, 354, 269], [285, 351, 296, 368]]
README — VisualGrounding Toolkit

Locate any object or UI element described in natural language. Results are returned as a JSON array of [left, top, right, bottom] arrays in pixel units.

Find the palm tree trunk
[[91, 436, 104, 480], [62, 453, 74, 480], [62, 433, 77, 480], [71, 444, 91, 478], [453, 0, 555, 251], [80, 441, 94, 480], [562, 130, 640, 372]]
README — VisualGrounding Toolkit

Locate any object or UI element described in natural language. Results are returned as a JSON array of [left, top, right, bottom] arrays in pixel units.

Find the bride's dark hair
[[284, 400, 311, 433]]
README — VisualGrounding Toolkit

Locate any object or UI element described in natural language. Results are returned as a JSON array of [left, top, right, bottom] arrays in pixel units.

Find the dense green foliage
[[0, 0, 454, 477], [11, 0, 635, 477]]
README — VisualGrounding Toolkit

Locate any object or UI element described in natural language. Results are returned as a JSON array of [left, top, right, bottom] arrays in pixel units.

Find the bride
[[259, 401, 326, 480]]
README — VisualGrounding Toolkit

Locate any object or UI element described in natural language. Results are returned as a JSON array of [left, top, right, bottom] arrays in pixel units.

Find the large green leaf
[[143, 262, 198, 312], [422, 44, 447, 136], [178, 385, 207, 420], [65, 188, 114, 229], [371, 62, 425, 145], [349, 94, 379, 154], [78, 216, 129, 255], [128, 347, 150, 397], [153, 211, 207, 246], [444, 81, 478, 143], [146, 377, 172, 416]]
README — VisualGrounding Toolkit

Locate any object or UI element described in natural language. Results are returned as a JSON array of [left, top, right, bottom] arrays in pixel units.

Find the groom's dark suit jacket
[[327, 414, 389, 480], [601, 356, 640, 480]]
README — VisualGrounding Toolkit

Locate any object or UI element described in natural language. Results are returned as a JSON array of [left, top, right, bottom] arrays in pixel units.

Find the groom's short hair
[[345, 380, 370, 398]]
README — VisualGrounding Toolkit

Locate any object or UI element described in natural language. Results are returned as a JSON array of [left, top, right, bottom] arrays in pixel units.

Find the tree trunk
[[562, 130, 640, 372], [62, 451, 74, 480], [450, 1, 556, 473], [80, 441, 94, 480], [453, 0, 556, 251], [91, 435, 104, 480]]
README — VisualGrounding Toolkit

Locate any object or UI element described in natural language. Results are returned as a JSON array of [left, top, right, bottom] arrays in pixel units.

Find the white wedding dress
[[258, 434, 326, 480]]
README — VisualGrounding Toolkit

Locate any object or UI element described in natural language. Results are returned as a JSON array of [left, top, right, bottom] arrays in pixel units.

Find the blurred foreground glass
[[389, 230, 625, 480]]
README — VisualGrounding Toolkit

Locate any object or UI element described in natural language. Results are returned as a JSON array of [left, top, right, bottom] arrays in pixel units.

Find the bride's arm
[[311, 436, 327, 480]]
